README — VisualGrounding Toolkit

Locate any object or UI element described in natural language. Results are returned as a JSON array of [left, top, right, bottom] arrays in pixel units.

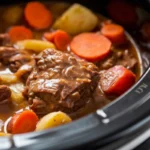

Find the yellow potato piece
[[10, 83, 25, 104], [36, 111, 72, 131], [0, 132, 10, 136], [53, 3, 98, 35], [10, 90, 25, 104], [3, 6, 23, 24], [0, 74, 18, 84], [15, 40, 56, 53]]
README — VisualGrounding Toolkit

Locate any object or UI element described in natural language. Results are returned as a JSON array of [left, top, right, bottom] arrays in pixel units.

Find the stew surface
[[0, 1, 142, 135]]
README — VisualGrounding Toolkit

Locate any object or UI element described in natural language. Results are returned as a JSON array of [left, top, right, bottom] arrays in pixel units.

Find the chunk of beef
[[0, 47, 33, 72], [116, 49, 137, 70], [15, 60, 35, 81], [26, 49, 99, 115], [0, 85, 11, 104], [99, 49, 137, 70], [0, 33, 10, 46]]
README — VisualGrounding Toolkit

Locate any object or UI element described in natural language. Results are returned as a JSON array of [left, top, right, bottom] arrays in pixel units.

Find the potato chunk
[[36, 111, 72, 131], [0, 132, 10, 136], [10, 83, 25, 104], [15, 40, 56, 53], [53, 3, 98, 35], [0, 74, 18, 84]]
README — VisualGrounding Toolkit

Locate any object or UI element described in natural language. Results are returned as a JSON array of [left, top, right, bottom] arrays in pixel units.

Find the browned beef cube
[[0, 46, 33, 72], [0, 85, 11, 104], [26, 49, 100, 115]]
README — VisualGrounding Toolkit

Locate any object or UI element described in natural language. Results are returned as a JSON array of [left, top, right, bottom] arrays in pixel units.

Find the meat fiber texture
[[26, 48, 100, 115]]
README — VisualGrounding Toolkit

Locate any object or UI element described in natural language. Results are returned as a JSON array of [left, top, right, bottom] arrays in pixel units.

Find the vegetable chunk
[[53, 4, 98, 35], [44, 30, 70, 51], [8, 26, 33, 43], [36, 111, 72, 131], [15, 40, 55, 53], [100, 65, 136, 95], [101, 23, 126, 45], [0, 74, 18, 84], [25, 2, 53, 30], [7, 110, 39, 134], [70, 33, 111, 61], [10, 83, 25, 104], [0, 132, 10, 136]]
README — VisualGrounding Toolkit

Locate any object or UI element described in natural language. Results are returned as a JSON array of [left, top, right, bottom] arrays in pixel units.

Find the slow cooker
[[0, 0, 150, 149]]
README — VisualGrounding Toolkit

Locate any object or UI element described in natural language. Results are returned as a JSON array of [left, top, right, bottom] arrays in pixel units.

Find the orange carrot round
[[25, 2, 53, 30], [107, 0, 138, 27], [44, 32, 55, 42], [101, 23, 126, 45], [7, 110, 39, 134], [44, 30, 70, 51], [100, 65, 136, 95], [70, 33, 112, 61], [8, 26, 33, 43], [54, 30, 70, 51]]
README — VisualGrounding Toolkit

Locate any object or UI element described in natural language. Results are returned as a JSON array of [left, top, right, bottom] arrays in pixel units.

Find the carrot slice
[[25, 2, 53, 30], [101, 23, 126, 45], [44, 32, 55, 42], [54, 30, 71, 51], [100, 65, 136, 95], [7, 110, 39, 134], [8, 26, 33, 43], [44, 30, 70, 51], [107, 0, 138, 27], [70, 33, 112, 61]]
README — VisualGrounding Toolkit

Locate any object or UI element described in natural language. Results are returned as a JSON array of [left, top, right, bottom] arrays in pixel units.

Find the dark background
[[1, 0, 150, 12]]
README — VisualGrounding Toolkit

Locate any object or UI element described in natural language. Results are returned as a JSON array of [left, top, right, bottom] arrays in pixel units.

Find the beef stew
[[0, 1, 142, 135]]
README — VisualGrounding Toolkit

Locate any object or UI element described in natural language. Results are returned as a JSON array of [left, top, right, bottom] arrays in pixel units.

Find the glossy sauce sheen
[[0, 2, 141, 132]]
